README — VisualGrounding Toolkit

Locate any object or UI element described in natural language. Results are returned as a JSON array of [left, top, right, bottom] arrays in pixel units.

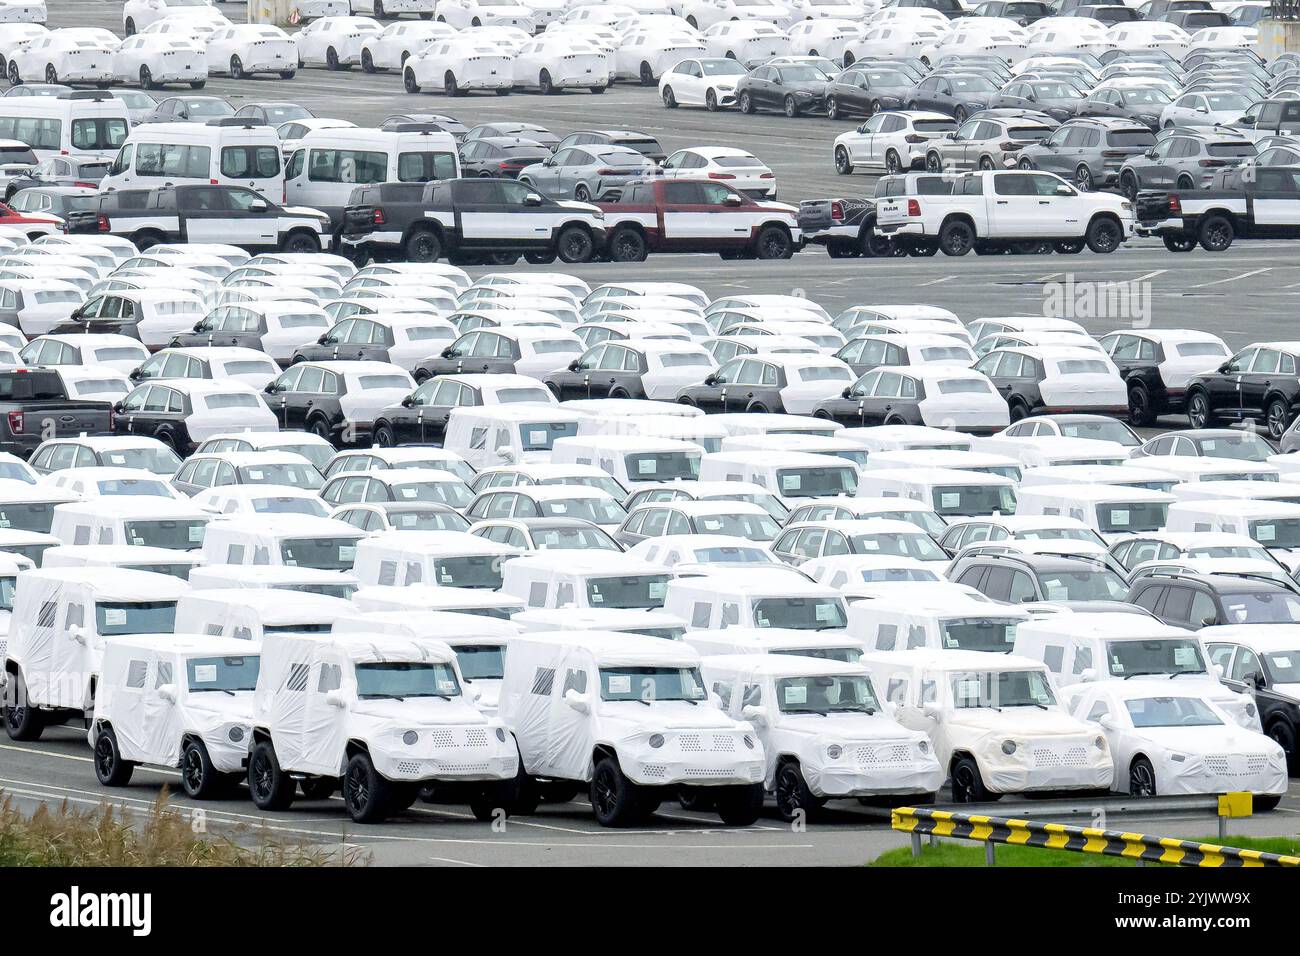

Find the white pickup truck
[[874, 170, 1135, 256]]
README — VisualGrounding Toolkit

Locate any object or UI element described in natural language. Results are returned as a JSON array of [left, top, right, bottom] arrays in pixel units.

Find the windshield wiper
[[1007, 701, 1050, 710], [1123, 671, 1163, 679], [792, 708, 829, 716]]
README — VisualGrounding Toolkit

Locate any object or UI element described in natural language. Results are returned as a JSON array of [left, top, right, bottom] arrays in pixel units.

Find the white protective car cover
[[93, 633, 257, 773], [6, 568, 189, 709], [498, 630, 765, 785], [173, 590, 354, 642]]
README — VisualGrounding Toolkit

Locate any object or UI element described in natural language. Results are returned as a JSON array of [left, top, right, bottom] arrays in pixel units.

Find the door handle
[[1038, 200, 1050, 205], [996, 200, 1008, 205]]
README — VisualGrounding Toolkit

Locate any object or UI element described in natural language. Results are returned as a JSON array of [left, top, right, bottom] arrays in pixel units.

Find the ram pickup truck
[[0, 368, 113, 458], [799, 172, 960, 257], [1135, 165, 1300, 252], [1226, 99, 1300, 143], [339, 176, 606, 265], [596, 178, 799, 261], [873, 169, 1134, 256]]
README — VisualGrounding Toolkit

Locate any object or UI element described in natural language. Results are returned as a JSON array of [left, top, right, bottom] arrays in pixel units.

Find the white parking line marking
[[918, 276, 955, 286], [1190, 268, 1271, 288], [429, 856, 486, 867]]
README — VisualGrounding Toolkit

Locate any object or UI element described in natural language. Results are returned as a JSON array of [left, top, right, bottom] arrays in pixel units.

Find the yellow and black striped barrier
[[891, 806, 1300, 867]]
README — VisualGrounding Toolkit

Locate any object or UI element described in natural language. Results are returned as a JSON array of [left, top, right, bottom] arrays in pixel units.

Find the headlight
[[1094, 736, 1107, 750], [402, 730, 418, 746], [917, 739, 929, 755], [648, 733, 665, 749], [1001, 739, 1016, 755], [743, 735, 755, 750], [1245, 702, 1257, 717], [796, 91, 813, 98], [827, 744, 843, 759], [228, 726, 245, 744], [592, 210, 604, 220], [495, 727, 506, 743]]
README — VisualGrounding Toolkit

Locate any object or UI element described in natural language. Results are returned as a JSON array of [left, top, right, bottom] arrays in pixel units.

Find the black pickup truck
[[798, 172, 961, 257], [1135, 165, 1300, 251], [0, 368, 113, 458]]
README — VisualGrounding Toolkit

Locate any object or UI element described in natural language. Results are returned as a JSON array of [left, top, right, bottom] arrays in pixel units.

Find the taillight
[[1169, 195, 1182, 213], [73, 180, 95, 188], [1100, 150, 1127, 158], [210, 178, 219, 185], [759, 172, 775, 179], [708, 171, 736, 179], [830, 201, 844, 222], [904, 134, 926, 143], [595, 168, 619, 175], [1198, 159, 1226, 167], [907, 199, 921, 217], [97, 214, 109, 232], [6, 411, 22, 434], [372, 208, 386, 225]]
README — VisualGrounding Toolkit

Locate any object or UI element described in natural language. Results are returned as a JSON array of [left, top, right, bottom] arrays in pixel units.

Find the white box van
[[101, 118, 284, 201], [89, 634, 258, 797], [847, 587, 1031, 653], [1012, 611, 1259, 729], [665, 570, 849, 632], [701, 654, 944, 819], [174, 589, 353, 642], [247, 631, 519, 823], [200, 515, 364, 575], [284, 126, 460, 226], [498, 630, 766, 827], [3, 567, 189, 739], [502, 553, 672, 611], [352, 529, 519, 588], [444, 405, 584, 471], [41, 543, 203, 580], [551, 435, 701, 487], [856, 466, 1017, 518], [0, 90, 130, 161], [50, 498, 210, 550]]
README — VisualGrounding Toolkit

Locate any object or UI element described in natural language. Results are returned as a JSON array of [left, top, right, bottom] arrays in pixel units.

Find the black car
[[948, 552, 1131, 604], [989, 80, 1087, 123], [1184, 344, 1300, 439], [736, 64, 830, 118], [234, 102, 313, 125], [413, 329, 524, 381], [553, 129, 667, 164], [543, 342, 654, 401], [675, 355, 789, 414], [143, 95, 234, 124], [1098, 330, 1230, 426], [1163, 9, 1233, 28], [458, 137, 552, 178], [809, 367, 928, 427], [970, 0, 1053, 24], [463, 122, 559, 149], [824, 68, 916, 119], [1073, 86, 1170, 130], [371, 374, 543, 446], [381, 113, 467, 140], [904, 72, 999, 123], [1128, 572, 1300, 629], [112, 381, 260, 455], [1072, 3, 1143, 22], [290, 316, 411, 366], [262, 361, 412, 447]]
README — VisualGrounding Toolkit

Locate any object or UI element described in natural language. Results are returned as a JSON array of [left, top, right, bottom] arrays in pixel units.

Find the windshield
[[1096, 502, 1168, 533], [1125, 696, 1221, 727], [532, 527, 619, 550], [100, 447, 182, 473], [389, 480, 472, 508], [931, 484, 1016, 516], [850, 532, 946, 561], [434, 555, 506, 589], [777, 466, 857, 498], [355, 661, 460, 699], [387, 508, 469, 532], [95, 600, 177, 636], [586, 574, 670, 609], [456, 644, 505, 680], [861, 568, 939, 582], [702, 60, 747, 76], [248, 496, 327, 517], [540, 496, 625, 524], [280, 536, 358, 571], [1058, 420, 1138, 445], [598, 666, 706, 702], [1106, 638, 1206, 677], [122, 562, 193, 579], [519, 422, 578, 450], [689, 545, 775, 565], [0, 501, 54, 532], [953, 669, 1055, 708], [124, 518, 206, 549], [389, 459, 475, 482], [287, 582, 357, 599], [97, 479, 172, 497], [942, 618, 1021, 652], [881, 510, 947, 537], [238, 463, 323, 488], [277, 443, 332, 471], [186, 655, 259, 692], [777, 674, 878, 714], [1195, 433, 1272, 461], [1219, 590, 1300, 624], [1249, 519, 1300, 549], [625, 451, 699, 481], [695, 512, 779, 541], [1039, 569, 1128, 602], [753, 596, 847, 630], [0, 575, 14, 611]]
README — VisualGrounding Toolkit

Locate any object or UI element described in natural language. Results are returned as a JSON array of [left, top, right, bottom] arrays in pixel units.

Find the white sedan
[[658, 56, 747, 110], [660, 146, 776, 198], [123, 0, 222, 36], [205, 23, 298, 79], [360, 21, 458, 73], [512, 35, 610, 93], [700, 21, 791, 68], [295, 16, 383, 70], [1158, 91, 1254, 129], [680, 0, 793, 31], [1067, 682, 1287, 806], [112, 33, 207, 89], [403, 38, 514, 94], [10, 30, 117, 85], [518, 0, 568, 29], [433, 0, 536, 31], [614, 30, 707, 84]]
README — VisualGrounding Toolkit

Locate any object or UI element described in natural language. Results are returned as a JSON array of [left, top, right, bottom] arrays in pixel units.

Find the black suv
[[1127, 572, 1300, 629], [948, 552, 1131, 605]]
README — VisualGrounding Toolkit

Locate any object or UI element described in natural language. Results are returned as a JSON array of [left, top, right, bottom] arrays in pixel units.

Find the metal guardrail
[[892, 806, 1300, 867]]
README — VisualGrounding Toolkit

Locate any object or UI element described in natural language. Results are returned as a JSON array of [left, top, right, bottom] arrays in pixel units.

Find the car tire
[[403, 68, 420, 93], [139, 65, 157, 89], [926, 152, 942, 172], [361, 50, 375, 74], [230, 55, 245, 79], [7, 63, 20, 85], [343, 751, 395, 824], [662, 85, 676, 108], [93, 727, 135, 787], [1187, 389, 1212, 429], [1018, 157, 1034, 170], [1128, 383, 1155, 427], [556, 224, 594, 263], [524, 249, 556, 264], [1162, 232, 1196, 252], [308, 416, 333, 443], [280, 230, 320, 254], [1198, 214, 1233, 252], [404, 228, 441, 262], [739, 91, 754, 114], [937, 218, 974, 256], [539, 69, 553, 95], [1008, 399, 1029, 422], [885, 150, 901, 174], [181, 739, 232, 800], [326, 47, 341, 71], [950, 755, 993, 803], [1121, 171, 1139, 201], [444, 71, 462, 96], [189, 79, 205, 89], [44, 64, 57, 84], [783, 94, 800, 118], [1267, 397, 1290, 441], [826, 95, 838, 119], [834, 145, 851, 175], [978, 155, 994, 170], [775, 761, 824, 823], [716, 783, 765, 826], [248, 740, 295, 811], [1128, 756, 1156, 797], [753, 225, 792, 259], [125, 17, 136, 36], [1075, 164, 1094, 191], [1085, 216, 1122, 254], [639, 61, 654, 86], [469, 781, 515, 821], [1255, 794, 1282, 812], [1176, 174, 1195, 190], [860, 230, 892, 257], [908, 240, 938, 256], [705, 89, 718, 111], [279, 70, 295, 80], [608, 226, 647, 262], [589, 756, 641, 827], [1267, 720, 1296, 771], [589, 84, 605, 94], [3, 669, 42, 741], [373, 424, 396, 447], [953, 105, 967, 123], [573, 183, 591, 202]]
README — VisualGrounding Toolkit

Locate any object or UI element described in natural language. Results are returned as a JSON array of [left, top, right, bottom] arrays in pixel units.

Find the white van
[[444, 405, 584, 471], [2, 567, 189, 739], [101, 118, 284, 200], [847, 587, 1031, 653], [50, 498, 210, 550], [1018, 463, 1180, 494], [551, 435, 702, 487], [199, 515, 364, 574], [501, 552, 672, 611], [856, 466, 1017, 518], [665, 570, 849, 633], [498, 630, 766, 827], [1164, 499, 1300, 569], [698, 450, 858, 508], [351, 530, 519, 589], [1014, 484, 1175, 542], [1011, 611, 1260, 730], [284, 126, 460, 226], [40, 543, 203, 580], [173, 589, 352, 642], [0, 90, 130, 161]]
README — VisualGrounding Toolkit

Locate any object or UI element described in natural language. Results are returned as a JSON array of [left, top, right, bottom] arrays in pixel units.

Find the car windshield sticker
[[783, 684, 807, 705], [193, 664, 217, 683], [607, 675, 631, 694]]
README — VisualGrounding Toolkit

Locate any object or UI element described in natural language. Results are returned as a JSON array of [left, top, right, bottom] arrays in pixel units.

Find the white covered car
[[512, 35, 609, 93], [0, 0, 45, 24], [703, 654, 944, 820], [1065, 681, 1287, 807], [615, 31, 708, 84], [433, 0, 536, 31], [360, 21, 458, 73], [10, 31, 117, 85], [90, 635, 259, 798], [112, 34, 208, 89], [700, 21, 791, 68], [246, 631, 520, 823], [403, 38, 514, 94], [123, 0, 224, 36], [205, 23, 299, 79], [294, 16, 383, 70], [681, 0, 794, 31]]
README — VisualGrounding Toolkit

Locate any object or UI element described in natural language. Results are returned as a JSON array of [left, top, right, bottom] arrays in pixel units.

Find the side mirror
[[946, 132, 958, 140], [568, 358, 582, 372], [317, 333, 331, 345], [1098, 714, 1117, 731], [1201, 615, 1217, 628], [264, 382, 280, 394], [704, 374, 718, 387], [250, 199, 268, 212], [111, 401, 124, 414], [741, 704, 768, 725], [192, 321, 205, 332], [841, 386, 852, 398], [524, 192, 543, 206], [129, 368, 144, 381], [921, 701, 942, 721], [1246, 671, 1266, 690], [400, 395, 415, 408], [564, 688, 590, 713], [325, 689, 347, 709], [441, 346, 455, 358], [1055, 184, 1074, 196], [1079, 668, 1097, 682], [723, 194, 742, 206], [158, 683, 177, 704]]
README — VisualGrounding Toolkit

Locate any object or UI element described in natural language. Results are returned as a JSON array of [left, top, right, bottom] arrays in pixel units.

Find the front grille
[[854, 743, 910, 766], [1206, 754, 1270, 776], [1032, 747, 1089, 768], [682, 768, 732, 778], [432, 761, 492, 774], [396, 760, 423, 775], [642, 764, 666, 779], [678, 733, 736, 753]]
